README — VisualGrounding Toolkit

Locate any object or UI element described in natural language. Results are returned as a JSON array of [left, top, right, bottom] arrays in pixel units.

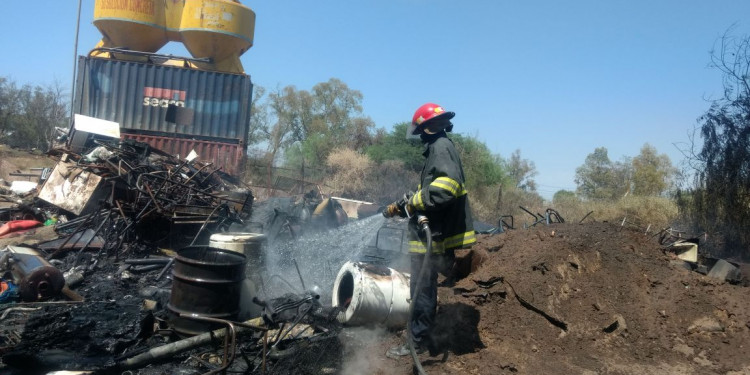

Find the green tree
[[575, 147, 616, 199], [0, 78, 20, 137], [251, 79, 376, 188], [248, 85, 269, 146], [631, 143, 676, 196], [450, 133, 507, 189], [681, 30, 750, 257], [574, 147, 633, 200], [261, 79, 374, 170], [264, 85, 306, 166], [365, 122, 424, 172], [506, 149, 538, 192], [0, 78, 68, 150]]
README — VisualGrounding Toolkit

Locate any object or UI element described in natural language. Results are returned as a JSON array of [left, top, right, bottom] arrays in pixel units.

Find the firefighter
[[384, 103, 476, 358]]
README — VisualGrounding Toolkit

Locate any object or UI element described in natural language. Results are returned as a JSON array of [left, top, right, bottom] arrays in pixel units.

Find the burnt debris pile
[[0, 139, 348, 374], [45, 138, 254, 256]]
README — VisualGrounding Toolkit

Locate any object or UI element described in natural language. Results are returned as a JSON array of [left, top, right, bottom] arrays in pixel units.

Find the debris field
[[1, 140, 749, 375]]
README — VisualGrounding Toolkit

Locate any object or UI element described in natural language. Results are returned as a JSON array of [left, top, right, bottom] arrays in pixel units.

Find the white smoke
[[263, 215, 385, 301], [339, 326, 395, 375]]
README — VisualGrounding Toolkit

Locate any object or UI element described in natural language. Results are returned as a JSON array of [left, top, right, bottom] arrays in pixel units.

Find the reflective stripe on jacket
[[407, 133, 475, 254]]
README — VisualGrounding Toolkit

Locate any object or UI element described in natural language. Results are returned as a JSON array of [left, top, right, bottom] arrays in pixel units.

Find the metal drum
[[167, 246, 246, 336]]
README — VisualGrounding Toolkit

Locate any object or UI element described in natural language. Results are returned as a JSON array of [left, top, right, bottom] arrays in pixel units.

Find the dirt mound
[[380, 222, 750, 375]]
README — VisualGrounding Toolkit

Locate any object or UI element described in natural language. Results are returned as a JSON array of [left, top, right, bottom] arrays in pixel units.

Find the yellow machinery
[[91, 0, 256, 74]]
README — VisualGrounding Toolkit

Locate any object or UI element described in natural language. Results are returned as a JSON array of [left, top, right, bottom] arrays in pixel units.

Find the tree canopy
[[258, 79, 375, 171], [0, 78, 68, 150], [631, 143, 676, 196], [451, 133, 508, 189], [680, 30, 750, 257], [574, 147, 621, 200], [575, 145, 675, 200], [365, 122, 424, 172], [506, 149, 538, 192]]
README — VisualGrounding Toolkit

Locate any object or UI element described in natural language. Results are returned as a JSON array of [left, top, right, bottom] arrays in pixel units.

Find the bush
[[326, 148, 373, 199], [325, 148, 419, 205]]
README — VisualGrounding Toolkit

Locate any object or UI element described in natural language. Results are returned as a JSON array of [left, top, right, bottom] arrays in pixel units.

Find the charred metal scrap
[[0, 139, 357, 374], [42, 138, 254, 261], [0, 291, 341, 374]]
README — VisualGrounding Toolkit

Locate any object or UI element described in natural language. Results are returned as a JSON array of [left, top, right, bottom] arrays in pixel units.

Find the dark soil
[[368, 222, 750, 375]]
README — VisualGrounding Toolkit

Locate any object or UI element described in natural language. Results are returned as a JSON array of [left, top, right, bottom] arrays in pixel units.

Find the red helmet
[[410, 103, 455, 135]]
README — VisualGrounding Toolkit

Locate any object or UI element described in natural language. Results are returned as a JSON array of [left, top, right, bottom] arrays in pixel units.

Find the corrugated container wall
[[121, 134, 246, 176], [73, 56, 252, 175]]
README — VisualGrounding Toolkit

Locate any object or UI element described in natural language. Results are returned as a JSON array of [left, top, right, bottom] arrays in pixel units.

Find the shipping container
[[72, 56, 252, 175], [121, 133, 245, 176]]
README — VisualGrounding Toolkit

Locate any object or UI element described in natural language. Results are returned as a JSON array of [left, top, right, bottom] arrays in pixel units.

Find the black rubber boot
[[386, 342, 426, 359]]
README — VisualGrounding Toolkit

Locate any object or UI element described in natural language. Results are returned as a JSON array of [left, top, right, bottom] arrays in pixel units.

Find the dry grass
[[470, 184, 545, 226], [551, 195, 679, 229], [326, 149, 419, 204], [469, 182, 679, 231]]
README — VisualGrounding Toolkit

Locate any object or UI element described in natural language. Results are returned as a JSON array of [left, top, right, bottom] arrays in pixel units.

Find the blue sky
[[2, 1, 749, 199]]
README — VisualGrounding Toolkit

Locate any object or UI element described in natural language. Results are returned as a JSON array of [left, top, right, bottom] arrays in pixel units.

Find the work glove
[[382, 192, 416, 218], [383, 202, 402, 218]]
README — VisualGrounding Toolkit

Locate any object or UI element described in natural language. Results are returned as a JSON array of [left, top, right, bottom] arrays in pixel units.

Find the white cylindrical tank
[[209, 232, 266, 265], [209, 232, 267, 320], [332, 261, 411, 329]]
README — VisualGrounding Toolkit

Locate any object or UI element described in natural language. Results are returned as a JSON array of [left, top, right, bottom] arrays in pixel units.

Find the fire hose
[[409, 213, 431, 375], [383, 195, 431, 375]]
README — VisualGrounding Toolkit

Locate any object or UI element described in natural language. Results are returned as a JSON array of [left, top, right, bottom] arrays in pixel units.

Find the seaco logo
[[143, 87, 186, 108]]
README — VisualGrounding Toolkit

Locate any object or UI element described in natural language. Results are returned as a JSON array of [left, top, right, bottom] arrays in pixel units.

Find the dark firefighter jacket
[[407, 133, 476, 254]]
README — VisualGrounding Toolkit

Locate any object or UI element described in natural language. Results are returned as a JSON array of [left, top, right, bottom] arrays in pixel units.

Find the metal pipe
[[118, 317, 263, 370], [48, 209, 100, 260], [0, 307, 40, 320], [183, 315, 236, 375], [137, 172, 246, 205], [579, 211, 594, 224], [155, 258, 174, 281], [131, 264, 165, 273], [293, 259, 306, 291], [124, 258, 171, 265], [68, 0, 83, 127], [73, 211, 111, 267]]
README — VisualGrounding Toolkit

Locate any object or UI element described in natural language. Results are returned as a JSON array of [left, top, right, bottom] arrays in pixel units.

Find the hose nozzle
[[416, 214, 429, 233]]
